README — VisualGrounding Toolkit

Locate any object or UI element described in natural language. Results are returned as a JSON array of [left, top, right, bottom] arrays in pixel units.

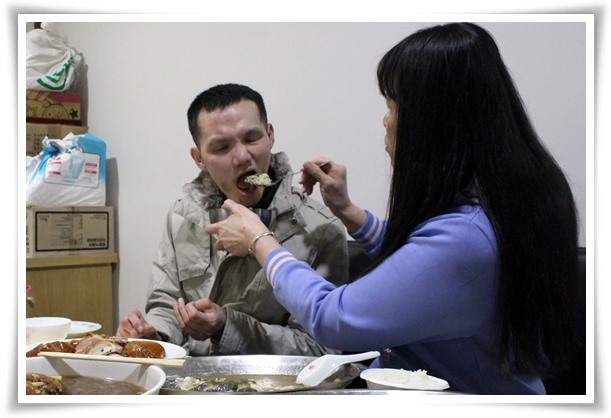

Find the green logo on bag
[[36, 55, 74, 91]]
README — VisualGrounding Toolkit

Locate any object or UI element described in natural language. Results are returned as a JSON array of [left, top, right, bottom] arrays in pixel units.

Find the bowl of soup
[[26, 357, 166, 395]]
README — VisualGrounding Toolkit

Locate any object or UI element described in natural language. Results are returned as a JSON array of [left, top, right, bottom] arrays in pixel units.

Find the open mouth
[[237, 171, 257, 193]]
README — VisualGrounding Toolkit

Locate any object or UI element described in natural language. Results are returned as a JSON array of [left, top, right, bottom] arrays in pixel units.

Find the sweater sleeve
[[264, 208, 498, 352], [350, 210, 385, 256]]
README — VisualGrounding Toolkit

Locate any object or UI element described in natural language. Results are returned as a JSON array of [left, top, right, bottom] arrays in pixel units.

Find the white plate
[[26, 338, 187, 359], [360, 368, 450, 391], [66, 321, 102, 338]]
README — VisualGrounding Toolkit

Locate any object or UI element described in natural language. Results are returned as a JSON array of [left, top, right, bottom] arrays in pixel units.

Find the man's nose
[[233, 143, 251, 166]]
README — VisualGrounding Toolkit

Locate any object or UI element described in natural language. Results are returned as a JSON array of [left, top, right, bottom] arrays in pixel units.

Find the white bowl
[[26, 357, 166, 395], [26, 317, 72, 345], [360, 368, 450, 391]]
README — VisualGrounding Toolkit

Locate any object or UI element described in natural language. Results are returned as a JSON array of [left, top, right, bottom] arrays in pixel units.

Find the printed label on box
[[35, 211, 110, 251]]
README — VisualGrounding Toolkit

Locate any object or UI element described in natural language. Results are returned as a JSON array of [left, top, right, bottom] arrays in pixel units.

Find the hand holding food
[[300, 159, 368, 233], [299, 159, 349, 209]]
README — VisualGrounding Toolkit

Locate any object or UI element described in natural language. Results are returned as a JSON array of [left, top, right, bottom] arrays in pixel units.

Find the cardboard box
[[26, 89, 82, 125], [26, 206, 115, 258], [26, 123, 89, 156]]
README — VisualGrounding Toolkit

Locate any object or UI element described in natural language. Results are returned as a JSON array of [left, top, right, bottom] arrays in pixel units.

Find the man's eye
[[245, 136, 262, 144], [211, 145, 228, 153]]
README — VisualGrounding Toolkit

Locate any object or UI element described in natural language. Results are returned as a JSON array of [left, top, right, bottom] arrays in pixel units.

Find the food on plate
[[244, 173, 272, 187], [123, 340, 166, 358], [25, 371, 146, 395], [25, 339, 78, 356], [26, 372, 64, 395], [164, 374, 305, 393], [74, 334, 125, 355], [172, 376, 261, 393], [360, 368, 450, 390], [26, 333, 166, 359]]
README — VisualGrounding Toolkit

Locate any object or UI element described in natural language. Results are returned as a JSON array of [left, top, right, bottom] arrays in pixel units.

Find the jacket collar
[[182, 151, 295, 211]]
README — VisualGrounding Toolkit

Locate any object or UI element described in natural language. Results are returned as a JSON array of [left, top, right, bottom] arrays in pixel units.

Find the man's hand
[[173, 298, 227, 341], [116, 309, 161, 340]]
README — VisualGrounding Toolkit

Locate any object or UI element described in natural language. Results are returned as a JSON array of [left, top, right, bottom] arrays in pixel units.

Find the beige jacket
[[144, 152, 349, 356]]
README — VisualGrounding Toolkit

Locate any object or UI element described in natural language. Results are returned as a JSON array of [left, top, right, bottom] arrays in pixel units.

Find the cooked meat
[[26, 340, 76, 357], [26, 372, 64, 395], [123, 340, 166, 359]]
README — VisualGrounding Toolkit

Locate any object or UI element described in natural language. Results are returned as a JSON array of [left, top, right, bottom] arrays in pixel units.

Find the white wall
[[43, 20, 587, 331]]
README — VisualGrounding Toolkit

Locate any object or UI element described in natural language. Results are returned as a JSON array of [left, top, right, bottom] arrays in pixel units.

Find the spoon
[[296, 351, 380, 387], [268, 161, 330, 187], [247, 161, 330, 187]]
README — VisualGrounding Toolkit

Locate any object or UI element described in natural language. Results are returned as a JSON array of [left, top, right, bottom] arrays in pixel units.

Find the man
[[117, 84, 348, 356]]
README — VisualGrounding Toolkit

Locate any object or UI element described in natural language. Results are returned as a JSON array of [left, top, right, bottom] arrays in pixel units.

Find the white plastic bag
[[26, 133, 107, 207], [26, 27, 83, 91]]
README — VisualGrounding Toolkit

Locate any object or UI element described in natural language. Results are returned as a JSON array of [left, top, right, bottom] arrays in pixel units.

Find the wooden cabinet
[[26, 253, 117, 335]]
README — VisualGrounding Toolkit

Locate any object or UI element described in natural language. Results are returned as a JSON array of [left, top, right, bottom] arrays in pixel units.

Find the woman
[[203, 23, 579, 394]]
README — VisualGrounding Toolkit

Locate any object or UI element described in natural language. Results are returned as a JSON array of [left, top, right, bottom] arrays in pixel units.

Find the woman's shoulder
[[396, 205, 498, 275], [415, 205, 496, 250]]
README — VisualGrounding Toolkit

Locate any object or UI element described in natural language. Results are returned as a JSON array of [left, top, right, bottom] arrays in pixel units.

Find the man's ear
[[267, 123, 275, 149], [190, 147, 208, 172]]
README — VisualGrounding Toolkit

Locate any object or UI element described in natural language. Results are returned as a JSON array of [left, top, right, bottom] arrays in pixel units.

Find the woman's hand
[[299, 158, 367, 233], [300, 159, 351, 211], [205, 199, 269, 257]]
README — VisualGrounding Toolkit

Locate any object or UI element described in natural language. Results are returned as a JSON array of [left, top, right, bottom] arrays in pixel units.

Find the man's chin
[[229, 189, 263, 208]]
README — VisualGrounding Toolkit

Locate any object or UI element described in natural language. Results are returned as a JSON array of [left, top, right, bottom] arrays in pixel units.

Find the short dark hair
[[187, 83, 268, 146]]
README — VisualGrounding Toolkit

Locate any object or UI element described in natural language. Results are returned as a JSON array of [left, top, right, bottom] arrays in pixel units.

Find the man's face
[[191, 99, 274, 208]]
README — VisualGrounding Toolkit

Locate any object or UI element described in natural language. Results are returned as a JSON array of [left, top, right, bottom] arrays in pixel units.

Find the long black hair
[[374, 22, 579, 377]]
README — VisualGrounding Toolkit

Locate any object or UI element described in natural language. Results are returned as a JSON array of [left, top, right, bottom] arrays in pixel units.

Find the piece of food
[[26, 340, 77, 357], [172, 376, 259, 392], [123, 340, 166, 358], [26, 333, 166, 359], [75, 334, 125, 356], [244, 173, 272, 186], [164, 374, 304, 393], [26, 372, 64, 395]]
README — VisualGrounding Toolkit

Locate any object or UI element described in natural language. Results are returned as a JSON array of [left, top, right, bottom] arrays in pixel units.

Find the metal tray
[[159, 355, 361, 394]]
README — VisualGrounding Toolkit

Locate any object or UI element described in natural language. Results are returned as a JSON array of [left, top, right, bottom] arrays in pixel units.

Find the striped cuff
[[351, 210, 384, 247], [264, 248, 298, 287]]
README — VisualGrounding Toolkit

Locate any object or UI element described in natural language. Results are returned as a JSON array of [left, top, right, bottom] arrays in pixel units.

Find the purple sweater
[[264, 205, 546, 394]]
